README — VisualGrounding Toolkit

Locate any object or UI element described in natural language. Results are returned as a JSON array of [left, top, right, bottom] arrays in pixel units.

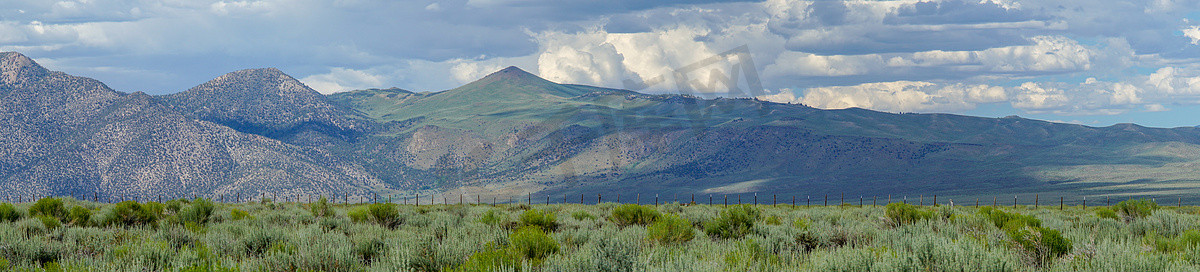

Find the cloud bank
[[4, 0, 1200, 125]]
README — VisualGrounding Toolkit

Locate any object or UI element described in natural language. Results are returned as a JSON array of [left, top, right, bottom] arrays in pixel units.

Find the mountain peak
[[219, 67, 288, 79], [164, 67, 368, 140], [1, 52, 50, 84], [479, 66, 544, 83], [498, 65, 529, 74]]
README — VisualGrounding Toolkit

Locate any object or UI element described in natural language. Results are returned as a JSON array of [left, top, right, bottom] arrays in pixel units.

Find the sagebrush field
[[0, 197, 1197, 271]]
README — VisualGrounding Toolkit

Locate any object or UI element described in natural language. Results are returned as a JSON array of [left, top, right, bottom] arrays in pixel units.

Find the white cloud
[[1011, 82, 1071, 110], [450, 60, 507, 84], [1184, 25, 1200, 45], [532, 23, 780, 94], [6, 0, 1200, 124], [209, 1, 274, 16], [1144, 103, 1169, 112], [299, 67, 386, 94], [759, 81, 1008, 112]]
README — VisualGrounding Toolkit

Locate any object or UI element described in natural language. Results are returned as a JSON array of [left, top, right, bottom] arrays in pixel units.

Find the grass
[[2, 197, 1200, 271]]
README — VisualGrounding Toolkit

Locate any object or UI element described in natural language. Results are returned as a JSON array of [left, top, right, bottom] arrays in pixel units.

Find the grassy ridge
[[2, 198, 1200, 271]]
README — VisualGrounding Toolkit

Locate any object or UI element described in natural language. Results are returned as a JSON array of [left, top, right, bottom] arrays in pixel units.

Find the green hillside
[[329, 66, 1200, 202]]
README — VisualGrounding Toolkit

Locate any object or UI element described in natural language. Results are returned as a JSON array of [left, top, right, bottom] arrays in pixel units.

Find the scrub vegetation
[[0, 197, 1198, 271]]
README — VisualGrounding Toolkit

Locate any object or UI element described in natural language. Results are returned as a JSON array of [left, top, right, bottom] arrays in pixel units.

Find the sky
[[3, 0, 1200, 128]]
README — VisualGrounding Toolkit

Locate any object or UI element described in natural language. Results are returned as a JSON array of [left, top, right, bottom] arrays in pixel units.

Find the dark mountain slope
[[334, 66, 1200, 200], [162, 68, 371, 145]]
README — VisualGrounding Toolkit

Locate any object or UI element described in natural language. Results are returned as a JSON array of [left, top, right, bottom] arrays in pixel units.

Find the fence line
[[0, 192, 1189, 208]]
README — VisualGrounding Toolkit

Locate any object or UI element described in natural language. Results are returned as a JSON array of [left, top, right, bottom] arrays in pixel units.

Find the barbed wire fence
[[3, 190, 1195, 210]]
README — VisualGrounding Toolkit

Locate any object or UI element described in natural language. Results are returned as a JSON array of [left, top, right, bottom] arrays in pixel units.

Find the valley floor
[[0, 198, 1197, 271]]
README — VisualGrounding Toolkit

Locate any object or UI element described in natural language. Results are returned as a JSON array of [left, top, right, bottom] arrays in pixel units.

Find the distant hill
[[4, 51, 1200, 202]]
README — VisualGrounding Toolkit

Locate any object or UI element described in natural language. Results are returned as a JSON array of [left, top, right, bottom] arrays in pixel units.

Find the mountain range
[[3, 51, 1200, 203]]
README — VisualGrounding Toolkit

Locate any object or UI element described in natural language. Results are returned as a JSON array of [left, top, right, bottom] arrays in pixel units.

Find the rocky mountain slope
[[0, 52, 387, 201]]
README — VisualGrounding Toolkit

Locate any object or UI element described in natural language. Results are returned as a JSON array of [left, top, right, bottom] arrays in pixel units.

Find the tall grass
[[0, 197, 1197, 271]]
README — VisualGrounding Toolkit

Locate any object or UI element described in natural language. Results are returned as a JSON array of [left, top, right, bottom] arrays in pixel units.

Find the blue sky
[[3, 0, 1200, 128]]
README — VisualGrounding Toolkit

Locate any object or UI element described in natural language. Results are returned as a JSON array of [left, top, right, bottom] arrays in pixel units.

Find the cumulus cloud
[[759, 81, 1007, 112], [299, 67, 386, 94], [1184, 26, 1200, 45], [6, 0, 1200, 125]]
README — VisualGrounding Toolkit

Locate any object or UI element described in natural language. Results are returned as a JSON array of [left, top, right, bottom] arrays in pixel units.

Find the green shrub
[[367, 203, 402, 229], [764, 216, 782, 225], [242, 227, 284, 257], [704, 205, 760, 239], [103, 201, 158, 227], [1114, 199, 1159, 219], [310, 196, 335, 218], [348, 207, 369, 223], [1006, 225, 1072, 259], [0, 203, 21, 222], [610, 204, 661, 226], [16, 217, 47, 237], [979, 207, 1071, 259], [1182, 230, 1200, 249], [519, 209, 558, 231], [449, 245, 521, 272], [978, 207, 1041, 229], [165, 199, 186, 214], [178, 198, 214, 225], [352, 237, 387, 264], [230, 209, 251, 220], [1145, 230, 1200, 252], [28, 197, 66, 219], [143, 202, 165, 216], [793, 218, 811, 231], [723, 239, 781, 271], [37, 215, 61, 230], [1096, 207, 1119, 220], [480, 209, 504, 226], [571, 210, 596, 221], [67, 206, 90, 226], [509, 226, 559, 263], [885, 203, 933, 226], [647, 214, 694, 244]]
